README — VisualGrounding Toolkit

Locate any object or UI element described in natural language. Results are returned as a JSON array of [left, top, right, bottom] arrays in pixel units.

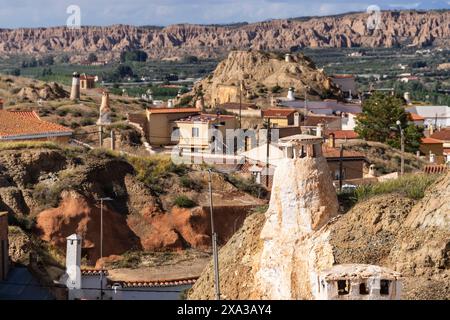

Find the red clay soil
[[36, 190, 141, 263], [36, 190, 256, 264]]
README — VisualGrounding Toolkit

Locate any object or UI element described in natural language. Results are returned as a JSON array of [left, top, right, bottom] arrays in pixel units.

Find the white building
[[315, 264, 402, 300], [60, 234, 195, 300], [406, 105, 450, 128]]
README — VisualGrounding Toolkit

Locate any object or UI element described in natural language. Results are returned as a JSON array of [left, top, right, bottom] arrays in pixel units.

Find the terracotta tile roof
[[148, 107, 200, 114], [175, 113, 236, 123], [0, 110, 72, 140], [116, 277, 198, 288], [421, 137, 443, 144], [9, 110, 40, 119], [331, 74, 355, 79], [218, 102, 258, 110], [81, 269, 108, 276], [305, 115, 341, 126], [80, 74, 96, 80], [409, 112, 425, 121], [443, 148, 450, 154], [326, 130, 359, 139], [263, 108, 296, 118], [430, 129, 450, 141], [322, 146, 365, 159]]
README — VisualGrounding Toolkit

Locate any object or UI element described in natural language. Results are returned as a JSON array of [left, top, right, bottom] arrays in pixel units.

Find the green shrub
[[225, 174, 268, 199], [173, 195, 197, 208], [354, 173, 439, 201], [56, 109, 68, 116], [80, 118, 95, 126], [179, 175, 203, 191]]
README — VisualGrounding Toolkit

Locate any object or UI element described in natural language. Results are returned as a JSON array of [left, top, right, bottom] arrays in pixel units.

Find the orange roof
[[148, 107, 200, 114], [430, 129, 450, 141], [305, 115, 341, 126], [409, 113, 425, 121], [218, 102, 258, 110], [117, 277, 198, 288], [263, 108, 296, 118], [421, 137, 443, 144], [331, 74, 355, 79], [80, 74, 96, 80], [327, 130, 359, 139], [0, 110, 72, 140], [175, 113, 236, 123], [322, 146, 365, 159]]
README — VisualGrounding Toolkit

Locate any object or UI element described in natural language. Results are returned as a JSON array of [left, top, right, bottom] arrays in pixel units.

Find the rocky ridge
[[0, 10, 448, 59]]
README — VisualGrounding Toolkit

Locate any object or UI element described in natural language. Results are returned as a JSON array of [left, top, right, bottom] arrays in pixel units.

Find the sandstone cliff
[[188, 171, 450, 300], [0, 10, 448, 59], [0, 145, 264, 265], [190, 50, 340, 106]]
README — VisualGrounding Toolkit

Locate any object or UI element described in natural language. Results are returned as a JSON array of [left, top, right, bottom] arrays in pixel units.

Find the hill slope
[[188, 172, 450, 300]]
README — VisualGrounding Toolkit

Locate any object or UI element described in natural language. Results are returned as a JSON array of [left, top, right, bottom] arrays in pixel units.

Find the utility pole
[[99, 125, 103, 148], [397, 120, 405, 176], [98, 197, 113, 300], [265, 118, 271, 188], [339, 144, 344, 192], [208, 169, 220, 300], [239, 80, 243, 129], [303, 85, 309, 127]]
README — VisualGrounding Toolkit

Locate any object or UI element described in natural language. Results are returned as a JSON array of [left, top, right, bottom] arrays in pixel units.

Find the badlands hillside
[[188, 50, 341, 106], [2, 144, 266, 283], [0, 10, 448, 59], [189, 170, 450, 300]]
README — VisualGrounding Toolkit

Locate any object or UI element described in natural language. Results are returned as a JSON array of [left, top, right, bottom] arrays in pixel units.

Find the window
[[380, 280, 390, 295], [192, 127, 199, 137], [359, 282, 369, 295], [337, 280, 350, 295]]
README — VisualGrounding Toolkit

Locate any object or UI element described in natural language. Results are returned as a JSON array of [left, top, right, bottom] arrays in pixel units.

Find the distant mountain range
[[0, 10, 448, 59]]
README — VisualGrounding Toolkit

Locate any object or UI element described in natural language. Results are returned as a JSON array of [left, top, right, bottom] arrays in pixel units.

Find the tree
[[58, 54, 70, 64], [355, 92, 424, 152], [87, 53, 98, 63], [120, 50, 148, 62], [115, 65, 134, 78]]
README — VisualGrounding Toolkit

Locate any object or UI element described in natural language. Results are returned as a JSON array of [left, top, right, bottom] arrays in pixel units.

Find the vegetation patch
[[350, 174, 439, 203], [173, 195, 197, 208]]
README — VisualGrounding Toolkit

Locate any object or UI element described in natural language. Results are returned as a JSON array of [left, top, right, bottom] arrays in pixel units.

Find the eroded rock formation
[[0, 10, 448, 59]]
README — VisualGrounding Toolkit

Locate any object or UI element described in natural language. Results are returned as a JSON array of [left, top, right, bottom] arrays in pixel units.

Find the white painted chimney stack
[[70, 72, 81, 101], [287, 87, 295, 101], [65, 234, 82, 290]]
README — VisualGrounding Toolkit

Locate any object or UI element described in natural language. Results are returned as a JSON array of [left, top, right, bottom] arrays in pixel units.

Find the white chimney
[[429, 151, 436, 164], [70, 72, 81, 101], [404, 92, 411, 105], [316, 123, 324, 137], [368, 164, 377, 177], [287, 88, 295, 101], [65, 234, 82, 290], [294, 112, 301, 127], [285, 53, 292, 63]]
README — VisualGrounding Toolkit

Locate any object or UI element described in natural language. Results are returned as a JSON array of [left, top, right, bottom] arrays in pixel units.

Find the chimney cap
[[67, 234, 82, 241]]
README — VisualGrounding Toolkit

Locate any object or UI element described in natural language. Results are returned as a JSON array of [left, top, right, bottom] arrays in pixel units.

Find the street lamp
[[207, 169, 221, 300], [97, 197, 113, 300], [396, 120, 405, 176]]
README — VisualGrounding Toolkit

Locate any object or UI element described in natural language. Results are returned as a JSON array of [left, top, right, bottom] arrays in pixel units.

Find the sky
[[0, 0, 448, 28]]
